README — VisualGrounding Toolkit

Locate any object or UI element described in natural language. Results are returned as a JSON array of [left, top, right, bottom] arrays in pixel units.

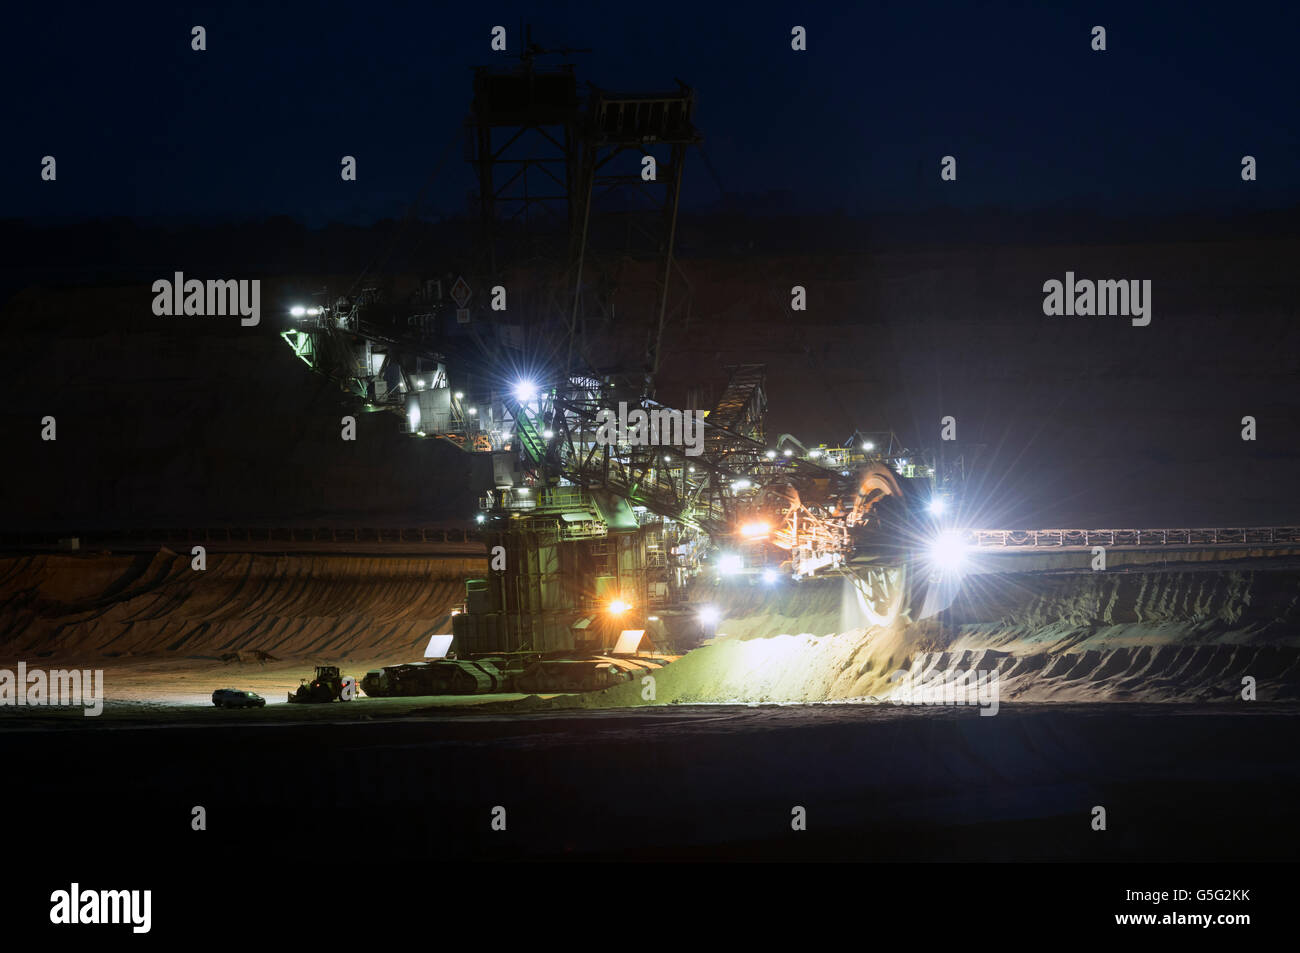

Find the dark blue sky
[[5, 0, 1298, 225]]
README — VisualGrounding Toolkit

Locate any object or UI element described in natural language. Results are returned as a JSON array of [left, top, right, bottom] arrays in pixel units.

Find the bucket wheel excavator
[[747, 455, 934, 627], [272, 40, 959, 651], [480, 364, 952, 633]]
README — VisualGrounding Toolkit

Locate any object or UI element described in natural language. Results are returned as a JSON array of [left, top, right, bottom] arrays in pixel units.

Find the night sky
[[6, 0, 1298, 226], [4, 1, 1299, 530]]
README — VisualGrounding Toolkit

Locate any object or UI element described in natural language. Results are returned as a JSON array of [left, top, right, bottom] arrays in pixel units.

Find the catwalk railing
[[964, 527, 1300, 549]]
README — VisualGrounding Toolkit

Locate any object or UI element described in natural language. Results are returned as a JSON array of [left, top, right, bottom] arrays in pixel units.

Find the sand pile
[[0, 551, 483, 660], [537, 568, 1300, 708], [5, 553, 1299, 705]]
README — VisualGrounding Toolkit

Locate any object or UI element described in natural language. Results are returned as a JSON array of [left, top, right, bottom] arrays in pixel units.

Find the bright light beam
[[926, 530, 968, 574]]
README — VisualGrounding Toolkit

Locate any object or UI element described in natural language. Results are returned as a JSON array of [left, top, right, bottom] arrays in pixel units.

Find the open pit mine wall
[[5, 546, 1300, 703], [7, 235, 1300, 535], [0, 551, 488, 660], [702, 567, 1300, 642], [945, 566, 1300, 632], [553, 567, 1300, 707], [933, 568, 1300, 703], [2, 282, 490, 533]]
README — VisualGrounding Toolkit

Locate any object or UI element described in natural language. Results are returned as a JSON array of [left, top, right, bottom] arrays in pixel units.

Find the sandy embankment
[[0, 550, 485, 704], [4, 551, 1299, 708], [537, 567, 1300, 708]]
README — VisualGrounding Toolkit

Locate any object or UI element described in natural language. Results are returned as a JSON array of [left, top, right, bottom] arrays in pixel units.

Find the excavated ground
[[2, 550, 1297, 713], [0, 550, 485, 707], [529, 563, 1300, 709]]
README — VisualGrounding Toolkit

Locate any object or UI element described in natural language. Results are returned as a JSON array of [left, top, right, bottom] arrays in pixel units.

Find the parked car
[[212, 688, 266, 709]]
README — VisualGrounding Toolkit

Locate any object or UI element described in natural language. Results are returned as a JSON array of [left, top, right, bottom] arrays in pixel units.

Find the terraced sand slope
[[0, 551, 483, 660], [4, 554, 1299, 706], [550, 568, 1300, 707]]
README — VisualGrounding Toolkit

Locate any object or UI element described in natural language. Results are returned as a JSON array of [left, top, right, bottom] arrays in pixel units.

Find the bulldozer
[[287, 665, 353, 704]]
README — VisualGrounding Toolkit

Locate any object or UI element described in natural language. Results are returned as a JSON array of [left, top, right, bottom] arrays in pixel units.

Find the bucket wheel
[[844, 463, 915, 625], [848, 463, 906, 526], [848, 562, 909, 626]]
